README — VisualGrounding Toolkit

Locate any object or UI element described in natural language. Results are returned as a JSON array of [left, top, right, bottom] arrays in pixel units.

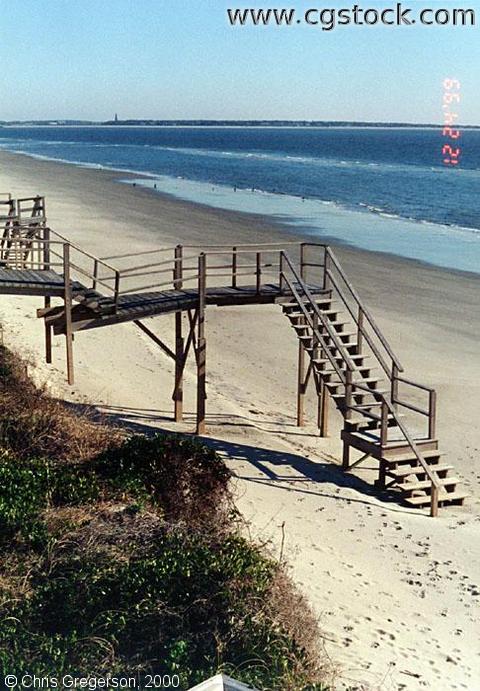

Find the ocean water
[[0, 126, 479, 274]]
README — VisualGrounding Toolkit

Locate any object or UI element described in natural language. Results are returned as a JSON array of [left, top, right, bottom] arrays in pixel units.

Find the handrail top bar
[[281, 272, 346, 383], [184, 241, 302, 249], [281, 250, 357, 372], [325, 247, 404, 372], [99, 241, 305, 261], [100, 247, 178, 260], [395, 375, 435, 394], [44, 229, 119, 273]]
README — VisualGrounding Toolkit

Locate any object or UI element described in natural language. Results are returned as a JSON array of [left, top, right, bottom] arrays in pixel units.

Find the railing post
[[63, 243, 74, 385], [380, 400, 388, 448], [43, 226, 50, 271], [279, 252, 285, 293], [430, 484, 439, 518], [429, 390, 437, 440], [357, 306, 364, 353], [256, 252, 262, 294], [300, 243, 306, 282], [391, 363, 399, 408], [297, 318, 306, 427], [43, 226, 52, 364], [342, 369, 353, 469], [174, 245, 183, 289], [196, 253, 207, 435], [92, 259, 99, 290], [344, 368, 353, 422], [323, 247, 330, 291], [174, 245, 184, 422], [232, 246, 237, 288], [114, 271, 120, 313]]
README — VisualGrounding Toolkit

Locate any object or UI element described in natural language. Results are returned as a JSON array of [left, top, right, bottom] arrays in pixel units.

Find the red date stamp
[[442, 78, 461, 167]]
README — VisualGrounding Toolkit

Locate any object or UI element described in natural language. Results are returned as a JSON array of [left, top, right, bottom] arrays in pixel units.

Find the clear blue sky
[[1, 0, 478, 123]]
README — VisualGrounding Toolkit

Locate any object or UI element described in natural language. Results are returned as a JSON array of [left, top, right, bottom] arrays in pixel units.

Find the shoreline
[[0, 149, 479, 690], [2, 147, 480, 282]]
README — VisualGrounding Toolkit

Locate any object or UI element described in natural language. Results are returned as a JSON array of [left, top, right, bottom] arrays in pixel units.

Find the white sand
[[0, 151, 479, 690]]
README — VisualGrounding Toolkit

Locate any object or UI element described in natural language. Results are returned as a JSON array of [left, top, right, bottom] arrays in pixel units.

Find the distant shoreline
[[2, 120, 480, 130]]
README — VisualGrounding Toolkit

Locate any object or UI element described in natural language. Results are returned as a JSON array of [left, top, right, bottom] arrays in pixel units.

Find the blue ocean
[[1, 125, 479, 273]]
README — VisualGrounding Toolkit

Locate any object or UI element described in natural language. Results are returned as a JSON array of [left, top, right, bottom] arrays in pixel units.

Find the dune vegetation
[[0, 343, 332, 690]]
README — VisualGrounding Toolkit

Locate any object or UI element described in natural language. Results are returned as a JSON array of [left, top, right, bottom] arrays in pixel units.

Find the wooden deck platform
[[0, 267, 84, 297], [49, 283, 329, 334]]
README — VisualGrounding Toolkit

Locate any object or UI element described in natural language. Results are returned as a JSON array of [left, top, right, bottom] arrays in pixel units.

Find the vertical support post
[[63, 243, 74, 386], [256, 251, 262, 294], [430, 485, 439, 518], [196, 253, 207, 435], [377, 460, 387, 490], [174, 245, 184, 422], [232, 246, 237, 288], [93, 259, 98, 290], [43, 226, 52, 364], [428, 390, 437, 440], [342, 369, 353, 469], [297, 322, 305, 427], [319, 378, 329, 437]]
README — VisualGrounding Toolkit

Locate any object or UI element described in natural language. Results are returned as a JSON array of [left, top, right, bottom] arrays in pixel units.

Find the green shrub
[[0, 457, 99, 548], [0, 528, 327, 689], [94, 434, 232, 524], [0, 342, 332, 690]]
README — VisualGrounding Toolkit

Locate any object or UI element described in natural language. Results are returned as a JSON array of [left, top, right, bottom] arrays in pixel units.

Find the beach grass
[[0, 341, 332, 690]]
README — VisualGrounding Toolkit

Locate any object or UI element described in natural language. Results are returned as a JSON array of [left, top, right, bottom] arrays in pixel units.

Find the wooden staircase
[[279, 249, 467, 516], [0, 198, 465, 516]]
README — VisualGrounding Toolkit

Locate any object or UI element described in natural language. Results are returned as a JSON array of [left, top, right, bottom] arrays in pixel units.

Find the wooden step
[[398, 476, 460, 493], [325, 377, 381, 391], [384, 449, 443, 465], [286, 308, 340, 320], [348, 406, 397, 423], [323, 331, 356, 341], [312, 353, 370, 367], [318, 364, 373, 377], [282, 300, 335, 312], [404, 491, 468, 507], [388, 463, 452, 479]]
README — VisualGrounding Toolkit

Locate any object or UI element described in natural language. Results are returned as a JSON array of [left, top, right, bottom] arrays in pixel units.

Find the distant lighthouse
[[114, 113, 118, 123]]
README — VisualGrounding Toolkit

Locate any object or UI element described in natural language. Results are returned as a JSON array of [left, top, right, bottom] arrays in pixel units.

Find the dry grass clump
[[0, 340, 333, 689], [0, 344, 122, 461]]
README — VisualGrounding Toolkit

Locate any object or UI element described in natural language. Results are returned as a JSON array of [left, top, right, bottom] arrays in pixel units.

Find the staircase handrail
[[350, 381, 441, 517], [321, 246, 404, 376], [280, 251, 358, 377]]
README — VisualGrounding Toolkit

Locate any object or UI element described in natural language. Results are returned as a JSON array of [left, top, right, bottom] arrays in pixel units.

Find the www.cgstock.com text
[[226, 4, 476, 29]]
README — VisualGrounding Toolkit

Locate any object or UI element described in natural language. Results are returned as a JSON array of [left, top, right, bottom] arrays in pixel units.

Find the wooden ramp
[[0, 196, 467, 516]]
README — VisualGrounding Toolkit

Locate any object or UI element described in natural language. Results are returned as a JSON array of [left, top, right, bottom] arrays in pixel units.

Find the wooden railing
[[299, 243, 437, 443], [99, 241, 302, 303], [281, 248, 442, 517]]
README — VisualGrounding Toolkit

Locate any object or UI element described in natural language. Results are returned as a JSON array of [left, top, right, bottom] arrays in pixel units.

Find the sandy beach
[[0, 149, 479, 690]]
